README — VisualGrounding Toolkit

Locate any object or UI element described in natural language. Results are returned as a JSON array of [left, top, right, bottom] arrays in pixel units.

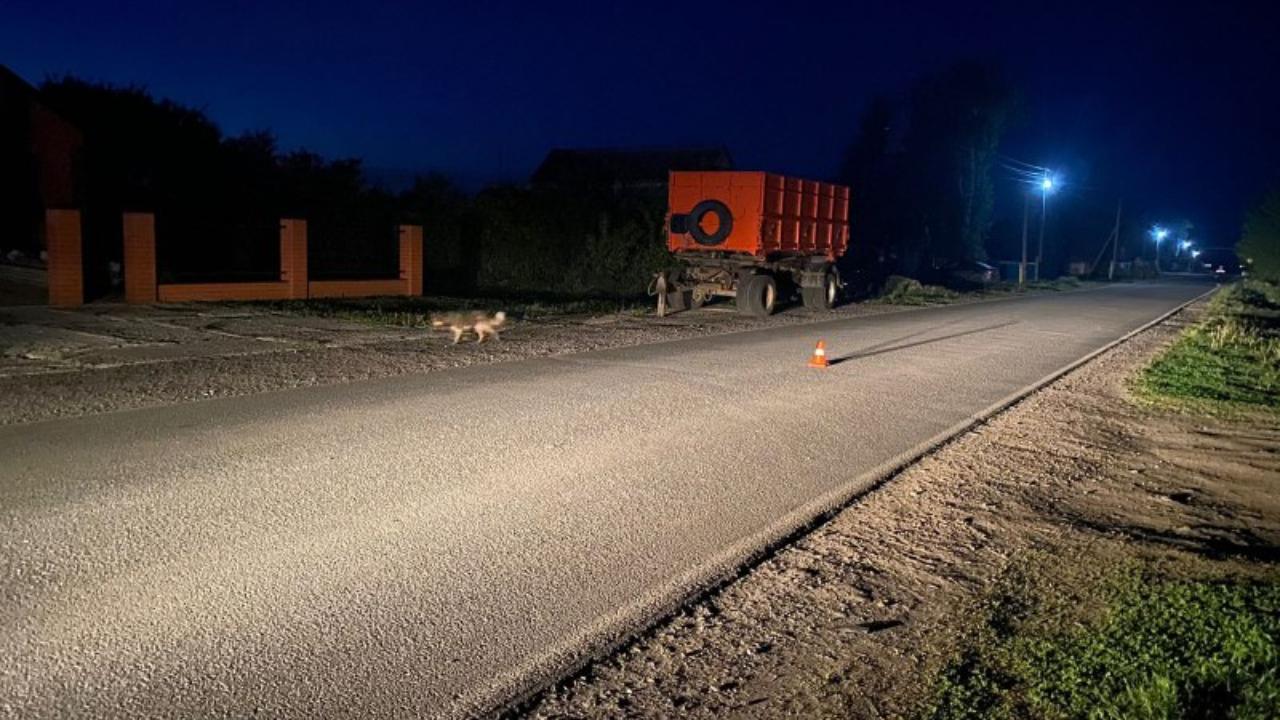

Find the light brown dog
[[430, 311, 507, 344]]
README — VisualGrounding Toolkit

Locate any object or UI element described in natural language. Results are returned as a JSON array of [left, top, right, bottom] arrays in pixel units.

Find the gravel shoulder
[[0, 287, 1091, 426], [518, 298, 1280, 719]]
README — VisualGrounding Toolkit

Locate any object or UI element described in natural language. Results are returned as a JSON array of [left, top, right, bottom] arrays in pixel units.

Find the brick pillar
[[123, 212, 157, 303], [280, 219, 308, 299], [399, 224, 423, 296], [45, 209, 83, 307]]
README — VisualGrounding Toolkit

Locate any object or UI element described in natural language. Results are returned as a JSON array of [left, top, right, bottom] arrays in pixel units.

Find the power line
[[998, 155, 1050, 173]]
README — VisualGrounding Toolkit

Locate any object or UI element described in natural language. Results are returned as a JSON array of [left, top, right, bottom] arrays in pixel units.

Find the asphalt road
[[0, 280, 1209, 718]]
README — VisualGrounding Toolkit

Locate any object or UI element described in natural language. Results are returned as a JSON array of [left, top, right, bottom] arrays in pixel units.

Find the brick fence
[[115, 212, 423, 304], [45, 209, 83, 307]]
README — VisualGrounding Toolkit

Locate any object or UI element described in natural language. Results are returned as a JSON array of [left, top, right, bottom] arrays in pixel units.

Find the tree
[[902, 60, 1015, 266], [39, 77, 410, 284], [838, 95, 902, 287], [840, 60, 1016, 284], [400, 173, 475, 293], [40, 77, 233, 289], [1239, 189, 1280, 281]]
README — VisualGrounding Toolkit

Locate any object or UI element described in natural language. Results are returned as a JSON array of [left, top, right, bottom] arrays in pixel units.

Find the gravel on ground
[[0, 288, 1062, 426]]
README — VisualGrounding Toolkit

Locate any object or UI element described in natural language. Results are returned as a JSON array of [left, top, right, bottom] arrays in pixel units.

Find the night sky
[[5, 1, 1277, 243]]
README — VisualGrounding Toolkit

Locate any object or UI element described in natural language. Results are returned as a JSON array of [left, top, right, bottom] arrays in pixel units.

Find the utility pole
[[1019, 193, 1030, 286], [1035, 189, 1047, 281], [1108, 200, 1122, 281], [1088, 200, 1122, 278]]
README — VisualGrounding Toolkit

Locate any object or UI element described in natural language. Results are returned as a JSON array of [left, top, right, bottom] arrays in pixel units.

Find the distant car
[[951, 260, 998, 285], [1199, 250, 1241, 276]]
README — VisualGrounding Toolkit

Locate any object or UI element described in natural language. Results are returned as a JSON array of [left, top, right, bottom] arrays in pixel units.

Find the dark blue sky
[[6, 1, 1277, 242]]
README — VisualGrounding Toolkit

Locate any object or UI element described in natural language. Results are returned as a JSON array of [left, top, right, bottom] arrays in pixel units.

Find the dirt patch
[[0, 297, 909, 425], [0, 285, 1116, 426], [518, 300, 1280, 719]]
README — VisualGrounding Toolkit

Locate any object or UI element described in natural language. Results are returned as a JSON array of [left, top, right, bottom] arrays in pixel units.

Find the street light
[[1035, 172, 1056, 281], [1151, 225, 1168, 273], [1011, 162, 1057, 286]]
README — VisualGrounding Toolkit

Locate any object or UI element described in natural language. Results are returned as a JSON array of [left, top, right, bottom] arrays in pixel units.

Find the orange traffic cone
[[808, 340, 829, 368]]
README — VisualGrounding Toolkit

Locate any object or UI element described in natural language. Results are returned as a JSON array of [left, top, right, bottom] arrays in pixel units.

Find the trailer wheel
[[737, 274, 777, 317], [802, 269, 839, 310]]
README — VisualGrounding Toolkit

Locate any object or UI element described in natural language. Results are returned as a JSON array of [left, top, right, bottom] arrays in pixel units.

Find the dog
[[430, 310, 507, 344]]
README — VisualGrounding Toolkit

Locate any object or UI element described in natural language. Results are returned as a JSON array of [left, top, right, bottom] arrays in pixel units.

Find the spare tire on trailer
[[802, 267, 839, 310], [736, 273, 777, 317], [687, 199, 734, 246]]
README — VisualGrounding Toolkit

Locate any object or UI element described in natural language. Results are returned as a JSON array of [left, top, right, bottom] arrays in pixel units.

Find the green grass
[[925, 574, 1280, 720], [1023, 276, 1083, 292], [237, 291, 649, 328], [875, 276, 962, 305], [1137, 280, 1280, 413], [875, 276, 1088, 306]]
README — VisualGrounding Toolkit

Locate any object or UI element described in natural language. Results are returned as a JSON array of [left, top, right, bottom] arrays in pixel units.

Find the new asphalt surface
[[0, 280, 1209, 718]]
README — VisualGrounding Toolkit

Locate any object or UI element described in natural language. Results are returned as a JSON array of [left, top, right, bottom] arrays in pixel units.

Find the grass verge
[[1137, 280, 1280, 413], [874, 276, 1086, 306], [874, 277, 961, 306], [925, 569, 1280, 720]]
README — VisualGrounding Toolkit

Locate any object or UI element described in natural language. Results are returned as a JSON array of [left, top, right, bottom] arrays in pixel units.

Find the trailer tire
[[737, 273, 777, 317], [802, 269, 839, 310], [687, 200, 734, 246]]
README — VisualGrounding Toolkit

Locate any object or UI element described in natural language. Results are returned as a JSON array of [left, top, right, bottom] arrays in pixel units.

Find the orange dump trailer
[[658, 171, 851, 317]]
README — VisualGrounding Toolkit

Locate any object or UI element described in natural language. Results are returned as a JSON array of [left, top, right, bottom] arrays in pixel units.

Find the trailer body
[[668, 171, 850, 260], [658, 171, 852, 317]]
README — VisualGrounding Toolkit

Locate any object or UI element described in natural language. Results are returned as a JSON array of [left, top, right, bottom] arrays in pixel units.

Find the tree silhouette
[[841, 60, 1017, 283], [1240, 189, 1280, 280]]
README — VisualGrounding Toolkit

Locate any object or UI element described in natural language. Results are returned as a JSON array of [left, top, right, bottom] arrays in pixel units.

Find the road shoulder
[[0, 283, 1112, 426], [519, 297, 1280, 718]]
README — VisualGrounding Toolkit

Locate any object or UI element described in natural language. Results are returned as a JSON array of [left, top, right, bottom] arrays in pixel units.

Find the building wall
[[0, 66, 83, 257], [28, 101, 82, 208]]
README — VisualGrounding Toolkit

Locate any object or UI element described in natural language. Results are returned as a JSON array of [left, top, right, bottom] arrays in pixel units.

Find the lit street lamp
[[1036, 173, 1055, 281], [1019, 171, 1057, 286], [1151, 225, 1168, 273]]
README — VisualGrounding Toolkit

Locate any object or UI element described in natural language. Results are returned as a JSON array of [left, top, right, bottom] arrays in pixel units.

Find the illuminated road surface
[[0, 281, 1208, 718]]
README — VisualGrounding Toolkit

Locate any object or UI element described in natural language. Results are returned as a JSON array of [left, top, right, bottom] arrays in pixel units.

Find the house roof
[[530, 146, 733, 187], [0, 65, 79, 136], [0, 65, 40, 105]]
